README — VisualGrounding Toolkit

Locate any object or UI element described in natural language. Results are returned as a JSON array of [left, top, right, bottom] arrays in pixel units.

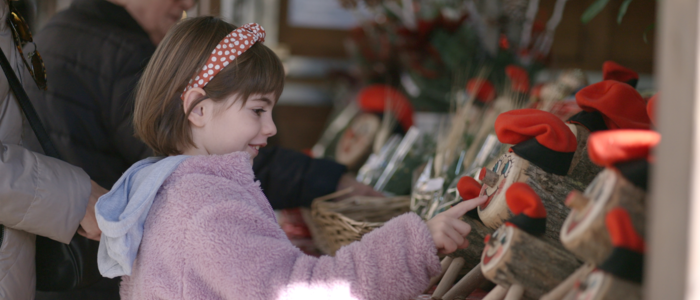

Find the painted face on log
[[481, 225, 513, 272], [561, 169, 617, 239], [573, 270, 607, 300], [478, 152, 528, 210], [335, 113, 380, 168]]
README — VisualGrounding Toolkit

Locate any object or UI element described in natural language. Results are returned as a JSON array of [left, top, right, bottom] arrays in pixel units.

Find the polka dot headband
[[181, 23, 266, 100]]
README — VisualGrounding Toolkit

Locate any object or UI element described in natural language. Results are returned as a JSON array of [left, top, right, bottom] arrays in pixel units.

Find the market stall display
[[297, 1, 658, 299]]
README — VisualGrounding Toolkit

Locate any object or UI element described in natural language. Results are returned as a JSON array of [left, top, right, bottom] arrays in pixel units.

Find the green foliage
[[582, 0, 636, 25], [618, 0, 634, 24], [581, 0, 611, 24]]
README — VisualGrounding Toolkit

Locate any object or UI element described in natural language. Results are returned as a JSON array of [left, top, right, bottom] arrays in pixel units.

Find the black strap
[[0, 46, 60, 159]]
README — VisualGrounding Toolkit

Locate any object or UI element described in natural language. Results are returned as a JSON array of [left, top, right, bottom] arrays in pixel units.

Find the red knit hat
[[587, 129, 659, 190], [606, 208, 645, 253], [647, 93, 657, 126], [495, 109, 578, 175], [466, 79, 496, 103], [457, 176, 482, 200], [574, 80, 651, 130], [603, 61, 639, 88], [600, 208, 645, 283], [505, 182, 546, 235], [587, 130, 660, 167], [357, 85, 414, 131], [505, 65, 530, 93]]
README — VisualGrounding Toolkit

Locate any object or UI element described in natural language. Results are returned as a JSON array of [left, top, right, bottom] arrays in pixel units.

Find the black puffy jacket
[[28, 0, 346, 207]]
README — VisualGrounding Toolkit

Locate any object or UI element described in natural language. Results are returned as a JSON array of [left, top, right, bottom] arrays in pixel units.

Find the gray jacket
[[0, 2, 92, 299]]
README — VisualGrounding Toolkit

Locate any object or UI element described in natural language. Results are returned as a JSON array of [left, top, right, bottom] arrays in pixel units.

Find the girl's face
[[184, 92, 277, 163]]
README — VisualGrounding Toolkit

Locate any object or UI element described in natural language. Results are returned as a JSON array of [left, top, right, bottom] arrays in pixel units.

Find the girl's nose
[[262, 116, 277, 137]]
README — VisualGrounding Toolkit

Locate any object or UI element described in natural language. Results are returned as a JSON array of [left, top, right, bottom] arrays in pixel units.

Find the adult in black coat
[[28, 0, 380, 298]]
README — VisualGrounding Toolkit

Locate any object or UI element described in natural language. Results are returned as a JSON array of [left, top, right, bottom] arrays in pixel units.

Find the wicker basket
[[303, 188, 411, 255]]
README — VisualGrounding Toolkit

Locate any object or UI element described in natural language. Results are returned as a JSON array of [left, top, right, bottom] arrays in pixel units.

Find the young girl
[[95, 17, 486, 300]]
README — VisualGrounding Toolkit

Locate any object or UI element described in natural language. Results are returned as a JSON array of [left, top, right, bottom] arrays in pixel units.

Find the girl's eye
[[492, 161, 501, 172], [500, 235, 506, 244], [253, 109, 266, 116]]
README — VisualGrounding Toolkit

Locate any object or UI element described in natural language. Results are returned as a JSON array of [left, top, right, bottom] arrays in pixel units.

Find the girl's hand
[[426, 196, 488, 255]]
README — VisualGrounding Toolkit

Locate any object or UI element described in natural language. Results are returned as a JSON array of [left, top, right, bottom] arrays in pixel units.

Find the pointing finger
[[443, 196, 488, 218]]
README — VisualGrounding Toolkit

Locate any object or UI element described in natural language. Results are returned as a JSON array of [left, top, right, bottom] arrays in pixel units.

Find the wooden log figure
[[565, 208, 644, 300], [335, 113, 381, 169], [480, 183, 580, 299], [560, 130, 659, 264], [565, 79, 652, 183], [335, 85, 413, 169], [477, 109, 587, 244]]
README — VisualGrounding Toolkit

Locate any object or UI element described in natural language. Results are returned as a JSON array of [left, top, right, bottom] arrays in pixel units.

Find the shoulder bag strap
[[0, 45, 61, 159]]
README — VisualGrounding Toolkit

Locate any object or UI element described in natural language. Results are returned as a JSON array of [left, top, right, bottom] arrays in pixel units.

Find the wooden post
[[432, 257, 465, 299], [425, 256, 454, 293], [441, 265, 487, 300], [569, 269, 641, 300], [483, 285, 508, 300], [540, 263, 595, 300], [560, 169, 646, 264], [481, 225, 581, 299], [504, 284, 524, 300]]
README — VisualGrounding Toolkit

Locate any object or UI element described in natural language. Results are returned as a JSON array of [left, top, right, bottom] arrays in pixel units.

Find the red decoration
[[647, 93, 657, 126], [457, 176, 482, 200], [495, 109, 578, 153], [605, 208, 645, 253], [505, 182, 547, 219], [357, 85, 414, 131], [575, 80, 651, 130], [505, 65, 530, 93], [602, 61, 639, 84], [466, 79, 497, 103], [587, 129, 661, 167]]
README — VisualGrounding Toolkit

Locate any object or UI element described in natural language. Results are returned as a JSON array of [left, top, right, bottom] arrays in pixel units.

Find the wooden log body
[[566, 124, 603, 186], [560, 169, 646, 264], [477, 152, 587, 245], [480, 225, 581, 299], [450, 215, 494, 271], [335, 113, 381, 169], [568, 269, 641, 300]]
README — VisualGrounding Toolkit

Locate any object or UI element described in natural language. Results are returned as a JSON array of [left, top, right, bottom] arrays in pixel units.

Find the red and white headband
[[181, 23, 266, 100]]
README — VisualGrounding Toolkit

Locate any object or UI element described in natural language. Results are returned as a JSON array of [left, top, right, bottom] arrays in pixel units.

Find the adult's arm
[[253, 146, 347, 209], [0, 141, 91, 243]]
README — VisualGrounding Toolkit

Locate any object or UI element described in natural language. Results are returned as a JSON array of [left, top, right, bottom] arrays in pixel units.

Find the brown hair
[[133, 17, 285, 156]]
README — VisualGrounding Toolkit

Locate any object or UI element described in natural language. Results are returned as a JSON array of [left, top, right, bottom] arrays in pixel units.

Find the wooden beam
[[646, 0, 697, 299]]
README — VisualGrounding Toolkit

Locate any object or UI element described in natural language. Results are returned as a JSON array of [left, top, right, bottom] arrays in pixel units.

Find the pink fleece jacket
[[120, 152, 441, 300]]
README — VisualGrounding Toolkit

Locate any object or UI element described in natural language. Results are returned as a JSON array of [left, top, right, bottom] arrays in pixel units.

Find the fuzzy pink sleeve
[[184, 190, 441, 300]]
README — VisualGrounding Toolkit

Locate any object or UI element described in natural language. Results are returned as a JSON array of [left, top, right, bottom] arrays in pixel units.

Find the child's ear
[[183, 87, 211, 127]]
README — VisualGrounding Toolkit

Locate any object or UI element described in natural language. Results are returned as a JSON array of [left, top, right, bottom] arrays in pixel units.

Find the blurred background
[[13, 0, 656, 153]]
